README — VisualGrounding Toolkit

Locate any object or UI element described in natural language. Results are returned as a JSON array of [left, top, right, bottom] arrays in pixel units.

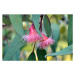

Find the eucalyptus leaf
[[51, 23, 60, 52], [3, 44, 10, 57], [3, 43, 20, 61], [51, 23, 60, 42], [9, 49, 20, 61], [68, 15, 73, 46], [51, 42, 57, 53], [43, 15, 51, 37], [37, 48, 46, 61], [9, 15, 25, 37], [3, 34, 25, 60], [32, 15, 42, 37], [28, 51, 36, 61], [45, 44, 73, 57]]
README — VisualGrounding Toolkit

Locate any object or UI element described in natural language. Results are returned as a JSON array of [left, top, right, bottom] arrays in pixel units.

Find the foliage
[[3, 35, 25, 60], [28, 51, 36, 61], [51, 23, 60, 52], [45, 44, 73, 57], [32, 15, 42, 37], [3, 42, 20, 60], [43, 15, 51, 37], [9, 15, 25, 37], [2, 14, 73, 61], [37, 48, 46, 61], [68, 15, 73, 46]]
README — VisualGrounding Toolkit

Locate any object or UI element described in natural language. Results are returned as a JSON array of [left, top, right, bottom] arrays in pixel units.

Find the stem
[[39, 15, 43, 32], [33, 42, 36, 52]]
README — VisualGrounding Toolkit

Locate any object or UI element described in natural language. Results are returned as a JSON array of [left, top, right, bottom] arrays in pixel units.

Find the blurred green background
[[2, 14, 73, 61]]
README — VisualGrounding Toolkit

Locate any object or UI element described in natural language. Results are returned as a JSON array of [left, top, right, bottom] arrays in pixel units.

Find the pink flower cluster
[[22, 23, 42, 43], [38, 32, 55, 48], [22, 23, 55, 48]]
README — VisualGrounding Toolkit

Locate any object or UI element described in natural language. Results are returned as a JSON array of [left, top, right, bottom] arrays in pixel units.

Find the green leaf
[[45, 44, 73, 57], [28, 51, 36, 61], [51, 42, 57, 53], [3, 15, 11, 25], [37, 48, 46, 61], [51, 23, 60, 52], [51, 23, 60, 42], [3, 43, 20, 61], [9, 15, 25, 37], [43, 15, 51, 37], [68, 15, 73, 46], [3, 34, 25, 60], [3, 44, 9, 57], [22, 15, 33, 23], [9, 49, 20, 61], [32, 15, 42, 37]]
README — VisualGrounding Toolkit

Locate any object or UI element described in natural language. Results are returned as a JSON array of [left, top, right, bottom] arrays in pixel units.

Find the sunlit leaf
[[68, 15, 73, 46], [3, 34, 25, 60], [45, 45, 73, 57], [28, 51, 36, 61], [43, 15, 51, 37], [37, 48, 46, 61], [9, 15, 25, 37], [32, 15, 42, 37]]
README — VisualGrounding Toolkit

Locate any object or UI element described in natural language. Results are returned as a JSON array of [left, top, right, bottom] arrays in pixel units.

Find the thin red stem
[[39, 15, 43, 32]]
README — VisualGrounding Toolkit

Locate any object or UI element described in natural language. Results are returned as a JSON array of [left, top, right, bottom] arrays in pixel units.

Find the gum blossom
[[22, 23, 42, 43], [38, 32, 55, 48]]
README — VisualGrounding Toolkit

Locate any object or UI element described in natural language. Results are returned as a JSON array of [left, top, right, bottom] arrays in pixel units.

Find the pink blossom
[[38, 32, 55, 48], [22, 23, 42, 43]]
